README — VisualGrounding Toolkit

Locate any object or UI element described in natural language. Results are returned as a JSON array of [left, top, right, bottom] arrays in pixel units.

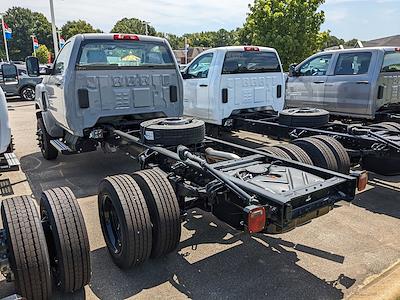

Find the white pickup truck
[[182, 46, 285, 125]]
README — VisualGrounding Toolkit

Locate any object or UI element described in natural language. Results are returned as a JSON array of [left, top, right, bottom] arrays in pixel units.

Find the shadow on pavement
[[20, 150, 139, 199], [353, 173, 400, 219], [89, 210, 352, 300]]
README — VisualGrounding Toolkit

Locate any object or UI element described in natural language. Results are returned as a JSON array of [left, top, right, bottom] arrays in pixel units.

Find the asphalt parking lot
[[1, 100, 400, 299]]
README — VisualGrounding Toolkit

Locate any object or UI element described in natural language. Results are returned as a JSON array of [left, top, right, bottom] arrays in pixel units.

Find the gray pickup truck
[[0, 62, 43, 100], [34, 33, 183, 159], [286, 47, 400, 121]]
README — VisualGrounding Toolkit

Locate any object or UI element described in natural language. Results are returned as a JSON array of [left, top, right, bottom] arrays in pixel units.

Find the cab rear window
[[222, 51, 281, 74], [381, 51, 400, 73], [76, 41, 175, 69]]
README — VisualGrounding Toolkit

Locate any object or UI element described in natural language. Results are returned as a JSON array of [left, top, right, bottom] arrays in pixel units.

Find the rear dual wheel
[[293, 136, 350, 174], [40, 187, 91, 292], [370, 122, 400, 132], [0, 189, 91, 299], [98, 169, 181, 269], [1, 196, 52, 300]]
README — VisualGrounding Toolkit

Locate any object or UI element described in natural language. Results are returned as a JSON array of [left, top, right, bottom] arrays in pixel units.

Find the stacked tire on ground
[[0, 188, 90, 299]]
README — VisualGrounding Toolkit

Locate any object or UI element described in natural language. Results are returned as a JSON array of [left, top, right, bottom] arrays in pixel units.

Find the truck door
[[324, 51, 373, 117], [286, 54, 332, 109], [46, 41, 73, 126], [183, 53, 213, 120]]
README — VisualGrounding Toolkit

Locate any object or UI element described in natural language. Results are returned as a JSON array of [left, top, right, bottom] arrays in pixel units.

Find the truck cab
[[182, 46, 285, 125], [286, 47, 400, 120], [35, 33, 183, 159]]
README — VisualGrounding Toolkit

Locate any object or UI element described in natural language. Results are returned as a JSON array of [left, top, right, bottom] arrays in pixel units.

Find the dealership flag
[[4, 22, 12, 40], [33, 37, 39, 49], [59, 36, 65, 49]]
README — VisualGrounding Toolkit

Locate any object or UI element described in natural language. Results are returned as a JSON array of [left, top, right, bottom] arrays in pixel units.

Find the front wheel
[[20, 85, 36, 101], [37, 118, 58, 160]]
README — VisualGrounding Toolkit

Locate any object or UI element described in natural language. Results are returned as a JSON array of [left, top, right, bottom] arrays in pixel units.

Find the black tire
[[132, 168, 181, 258], [293, 137, 339, 172], [279, 108, 330, 127], [20, 85, 36, 101], [275, 143, 314, 165], [40, 187, 91, 292], [1, 196, 52, 300], [314, 135, 351, 174], [140, 117, 205, 146], [37, 118, 58, 160], [261, 146, 292, 160], [370, 122, 400, 132], [98, 174, 152, 269]]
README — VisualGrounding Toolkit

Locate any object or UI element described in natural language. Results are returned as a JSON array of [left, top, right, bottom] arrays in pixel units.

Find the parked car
[[182, 46, 285, 125], [35, 33, 183, 159], [0, 62, 43, 101], [286, 47, 400, 121]]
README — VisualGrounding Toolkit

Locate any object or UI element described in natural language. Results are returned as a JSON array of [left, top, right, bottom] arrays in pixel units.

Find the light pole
[[49, 0, 59, 57], [0, 13, 10, 62]]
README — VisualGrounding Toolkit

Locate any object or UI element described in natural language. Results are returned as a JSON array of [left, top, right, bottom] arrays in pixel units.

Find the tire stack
[[0, 188, 91, 299], [261, 135, 351, 174], [98, 168, 181, 269]]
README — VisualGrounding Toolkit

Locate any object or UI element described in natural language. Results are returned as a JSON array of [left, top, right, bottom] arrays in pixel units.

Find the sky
[[1, 0, 399, 41]]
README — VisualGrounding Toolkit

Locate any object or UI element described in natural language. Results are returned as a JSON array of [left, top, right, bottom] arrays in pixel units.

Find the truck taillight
[[245, 205, 266, 234], [244, 46, 259, 52], [395, 47, 400, 52], [113, 34, 139, 41], [357, 171, 368, 191]]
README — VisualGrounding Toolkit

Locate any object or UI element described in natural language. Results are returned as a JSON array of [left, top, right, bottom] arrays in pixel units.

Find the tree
[[2, 7, 52, 61], [323, 32, 345, 48], [35, 44, 50, 64], [111, 18, 156, 35], [61, 20, 102, 40], [241, 0, 327, 69]]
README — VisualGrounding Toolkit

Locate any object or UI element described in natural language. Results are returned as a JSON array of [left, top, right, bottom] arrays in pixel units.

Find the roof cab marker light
[[113, 34, 140, 41], [357, 171, 368, 191], [244, 46, 260, 52], [244, 205, 266, 234]]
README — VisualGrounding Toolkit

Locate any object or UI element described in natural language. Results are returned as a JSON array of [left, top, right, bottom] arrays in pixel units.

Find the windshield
[[381, 51, 400, 73], [77, 41, 175, 69], [222, 51, 281, 74]]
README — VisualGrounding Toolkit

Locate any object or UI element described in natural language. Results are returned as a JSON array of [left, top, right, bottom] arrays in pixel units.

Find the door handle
[[313, 81, 325, 84], [356, 81, 369, 84], [199, 84, 208, 87]]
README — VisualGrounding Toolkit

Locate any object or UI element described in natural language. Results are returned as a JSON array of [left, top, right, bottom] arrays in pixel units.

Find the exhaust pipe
[[205, 147, 240, 163]]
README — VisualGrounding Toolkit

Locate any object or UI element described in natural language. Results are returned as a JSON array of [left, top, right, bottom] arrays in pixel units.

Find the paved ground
[[1, 100, 400, 299]]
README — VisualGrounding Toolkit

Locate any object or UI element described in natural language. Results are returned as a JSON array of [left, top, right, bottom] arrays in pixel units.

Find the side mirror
[[40, 66, 52, 75], [181, 71, 190, 80], [1, 64, 18, 80], [25, 56, 40, 77], [289, 64, 298, 77]]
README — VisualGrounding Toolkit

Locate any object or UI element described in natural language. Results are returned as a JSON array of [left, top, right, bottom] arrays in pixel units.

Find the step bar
[[50, 139, 75, 155], [0, 152, 20, 171]]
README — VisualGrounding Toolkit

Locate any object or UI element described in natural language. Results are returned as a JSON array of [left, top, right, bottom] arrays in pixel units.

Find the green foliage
[[61, 20, 102, 40], [111, 18, 156, 35], [35, 44, 49, 64], [2, 7, 53, 61], [241, 0, 327, 69]]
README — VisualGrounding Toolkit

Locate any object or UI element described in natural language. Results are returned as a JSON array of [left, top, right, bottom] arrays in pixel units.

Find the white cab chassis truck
[[182, 46, 285, 125]]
